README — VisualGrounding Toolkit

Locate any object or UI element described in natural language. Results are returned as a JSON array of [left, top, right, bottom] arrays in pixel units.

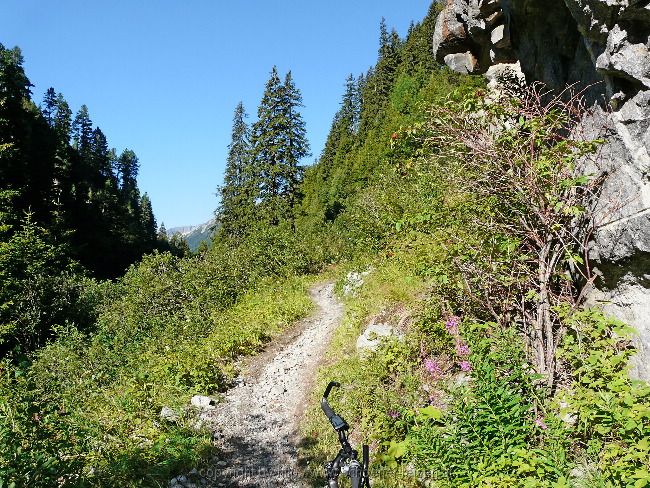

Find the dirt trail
[[171, 282, 343, 488]]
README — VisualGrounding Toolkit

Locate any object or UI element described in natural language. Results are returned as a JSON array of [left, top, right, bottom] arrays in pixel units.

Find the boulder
[[444, 51, 479, 74], [356, 322, 402, 355]]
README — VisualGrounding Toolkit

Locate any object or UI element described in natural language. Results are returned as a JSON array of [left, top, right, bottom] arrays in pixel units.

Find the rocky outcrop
[[433, 0, 650, 380]]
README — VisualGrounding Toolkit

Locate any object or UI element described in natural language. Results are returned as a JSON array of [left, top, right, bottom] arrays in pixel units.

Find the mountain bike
[[320, 381, 371, 488]]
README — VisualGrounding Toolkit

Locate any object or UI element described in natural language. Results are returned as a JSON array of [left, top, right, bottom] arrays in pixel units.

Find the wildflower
[[455, 340, 470, 357], [445, 316, 460, 335], [459, 360, 472, 372], [535, 417, 548, 430], [424, 358, 442, 377], [387, 410, 400, 419]]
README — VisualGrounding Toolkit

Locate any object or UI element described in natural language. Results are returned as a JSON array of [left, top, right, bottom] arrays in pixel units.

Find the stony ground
[[170, 282, 343, 488]]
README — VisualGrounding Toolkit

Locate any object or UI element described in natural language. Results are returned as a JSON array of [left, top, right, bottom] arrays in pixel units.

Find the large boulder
[[433, 0, 650, 381]]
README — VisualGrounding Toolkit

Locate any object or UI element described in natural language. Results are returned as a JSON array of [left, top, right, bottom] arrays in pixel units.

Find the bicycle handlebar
[[321, 381, 371, 488], [321, 381, 349, 432]]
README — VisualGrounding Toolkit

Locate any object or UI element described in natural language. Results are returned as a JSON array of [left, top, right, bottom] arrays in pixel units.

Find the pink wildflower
[[388, 410, 400, 419], [459, 360, 473, 372], [455, 340, 471, 357], [445, 316, 460, 335], [535, 417, 548, 430], [424, 358, 442, 377]]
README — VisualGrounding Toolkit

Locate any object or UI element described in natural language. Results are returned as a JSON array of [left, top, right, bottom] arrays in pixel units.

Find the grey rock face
[[597, 25, 650, 89], [433, 0, 650, 381]]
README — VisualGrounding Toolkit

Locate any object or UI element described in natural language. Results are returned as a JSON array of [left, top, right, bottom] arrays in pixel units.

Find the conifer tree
[[157, 222, 167, 237], [41, 87, 56, 126], [72, 105, 93, 154], [250, 67, 309, 226], [250, 66, 283, 224], [0, 44, 32, 203], [53, 93, 72, 145], [280, 71, 310, 212], [139, 193, 157, 246], [217, 102, 253, 239]]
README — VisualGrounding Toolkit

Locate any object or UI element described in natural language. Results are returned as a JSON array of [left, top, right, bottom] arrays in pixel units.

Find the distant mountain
[[168, 217, 219, 251]]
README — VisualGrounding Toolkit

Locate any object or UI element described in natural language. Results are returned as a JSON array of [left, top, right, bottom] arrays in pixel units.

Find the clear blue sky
[[0, 1, 433, 228]]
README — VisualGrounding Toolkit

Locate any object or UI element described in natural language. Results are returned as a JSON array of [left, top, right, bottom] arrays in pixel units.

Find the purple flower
[[424, 358, 443, 377], [455, 340, 470, 357], [535, 417, 548, 430], [459, 360, 472, 372], [445, 316, 460, 335], [387, 410, 400, 419]]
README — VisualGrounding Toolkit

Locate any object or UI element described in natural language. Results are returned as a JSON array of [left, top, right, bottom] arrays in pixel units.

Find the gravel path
[[171, 282, 343, 488]]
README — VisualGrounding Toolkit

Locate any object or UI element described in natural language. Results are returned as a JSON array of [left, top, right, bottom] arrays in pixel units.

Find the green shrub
[[557, 309, 650, 487]]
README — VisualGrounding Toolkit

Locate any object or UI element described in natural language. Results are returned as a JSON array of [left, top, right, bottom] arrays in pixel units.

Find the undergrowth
[[0, 256, 314, 487]]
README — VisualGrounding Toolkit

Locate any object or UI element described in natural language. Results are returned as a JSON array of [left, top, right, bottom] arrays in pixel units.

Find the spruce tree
[[250, 67, 309, 226], [139, 193, 157, 247], [280, 71, 310, 212], [72, 105, 93, 154], [250, 66, 283, 224], [217, 102, 253, 239], [41, 87, 56, 126], [53, 93, 72, 145]]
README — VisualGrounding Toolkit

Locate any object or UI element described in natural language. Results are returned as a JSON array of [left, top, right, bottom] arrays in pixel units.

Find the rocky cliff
[[433, 0, 650, 380]]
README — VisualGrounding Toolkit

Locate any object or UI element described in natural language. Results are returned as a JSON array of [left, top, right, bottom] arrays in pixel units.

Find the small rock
[[342, 268, 373, 296], [159, 406, 180, 423], [191, 395, 216, 409]]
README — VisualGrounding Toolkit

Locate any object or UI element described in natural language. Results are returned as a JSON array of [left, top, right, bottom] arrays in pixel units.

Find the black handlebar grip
[[321, 381, 349, 432], [323, 381, 340, 400], [321, 397, 337, 420]]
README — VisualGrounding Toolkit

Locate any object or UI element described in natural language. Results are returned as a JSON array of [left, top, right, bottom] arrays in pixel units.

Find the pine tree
[[117, 149, 140, 202], [72, 105, 93, 154], [116, 149, 142, 246], [280, 71, 310, 213], [250, 67, 309, 226], [41, 87, 56, 126], [217, 102, 254, 239], [0, 44, 32, 202], [53, 93, 72, 145], [139, 193, 157, 246], [250, 66, 283, 224], [157, 222, 167, 238], [359, 20, 402, 137]]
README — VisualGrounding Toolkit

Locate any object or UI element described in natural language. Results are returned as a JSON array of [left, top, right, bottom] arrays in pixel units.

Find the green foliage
[[557, 309, 650, 486], [298, 11, 648, 488], [0, 213, 93, 356], [0, 259, 314, 486]]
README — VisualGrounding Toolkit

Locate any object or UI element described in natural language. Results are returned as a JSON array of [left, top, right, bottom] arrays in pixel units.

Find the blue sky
[[0, 1, 433, 228]]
